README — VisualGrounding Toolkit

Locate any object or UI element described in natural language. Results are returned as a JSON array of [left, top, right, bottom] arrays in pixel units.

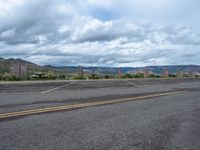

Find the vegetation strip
[[0, 91, 185, 120]]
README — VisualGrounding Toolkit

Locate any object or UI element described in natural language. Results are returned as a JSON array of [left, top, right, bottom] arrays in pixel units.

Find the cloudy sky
[[0, 0, 200, 67]]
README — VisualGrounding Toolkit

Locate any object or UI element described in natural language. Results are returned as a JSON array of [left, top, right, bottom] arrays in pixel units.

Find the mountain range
[[0, 57, 200, 75], [46, 65, 200, 75]]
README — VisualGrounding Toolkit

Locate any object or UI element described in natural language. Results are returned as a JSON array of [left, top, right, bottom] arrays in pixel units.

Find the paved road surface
[[0, 78, 200, 150]]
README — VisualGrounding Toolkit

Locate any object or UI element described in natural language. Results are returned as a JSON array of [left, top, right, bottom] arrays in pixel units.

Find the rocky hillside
[[0, 58, 64, 74]]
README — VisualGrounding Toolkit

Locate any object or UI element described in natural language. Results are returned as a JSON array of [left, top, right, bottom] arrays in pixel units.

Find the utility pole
[[118, 67, 121, 79], [92, 70, 95, 79], [27, 65, 29, 79], [162, 69, 169, 78], [143, 69, 149, 78], [78, 65, 84, 78], [19, 63, 21, 79]]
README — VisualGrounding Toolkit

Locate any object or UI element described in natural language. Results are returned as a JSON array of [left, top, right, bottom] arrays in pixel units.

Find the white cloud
[[0, 0, 25, 17], [58, 25, 70, 33], [86, 0, 115, 9], [0, 0, 199, 66]]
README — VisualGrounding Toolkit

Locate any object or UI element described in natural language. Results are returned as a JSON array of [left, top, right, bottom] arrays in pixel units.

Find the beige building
[[176, 71, 183, 78], [10, 63, 28, 79], [188, 71, 196, 78], [162, 69, 169, 78], [143, 69, 150, 78]]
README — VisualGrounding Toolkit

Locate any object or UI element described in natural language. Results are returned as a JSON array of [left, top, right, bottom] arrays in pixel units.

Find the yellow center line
[[0, 91, 186, 120]]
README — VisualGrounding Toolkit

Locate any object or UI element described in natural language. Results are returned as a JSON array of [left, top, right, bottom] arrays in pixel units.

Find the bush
[[134, 74, 144, 78], [73, 76, 86, 80], [4, 76, 21, 81], [47, 75, 56, 80]]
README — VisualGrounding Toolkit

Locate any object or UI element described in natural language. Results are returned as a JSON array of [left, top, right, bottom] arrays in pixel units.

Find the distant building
[[143, 69, 149, 78], [29, 72, 46, 79], [188, 71, 196, 78], [162, 69, 169, 78], [10, 63, 27, 79], [20, 64, 28, 79], [129, 69, 157, 78], [194, 72, 200, 77], [10, 63, 20, 77], [176, 71, 183, 78]]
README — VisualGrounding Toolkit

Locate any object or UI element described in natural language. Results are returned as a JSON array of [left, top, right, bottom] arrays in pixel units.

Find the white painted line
[[122, 80, 141, 88], [41, 81, 77, 94]]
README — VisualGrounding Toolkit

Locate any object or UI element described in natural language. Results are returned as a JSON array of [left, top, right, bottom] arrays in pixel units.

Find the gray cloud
[[0, 0, 200, 66]]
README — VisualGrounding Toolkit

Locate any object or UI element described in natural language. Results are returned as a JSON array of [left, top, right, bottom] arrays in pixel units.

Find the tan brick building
[[10, 63, 28, 79]]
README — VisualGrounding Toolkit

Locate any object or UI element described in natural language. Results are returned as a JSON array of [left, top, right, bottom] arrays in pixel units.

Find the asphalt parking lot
[[0, 78, 198, 93], [0, 78, 200, 150]]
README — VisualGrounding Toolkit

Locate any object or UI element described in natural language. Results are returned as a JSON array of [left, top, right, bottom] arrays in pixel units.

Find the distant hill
[[0, 58, 39, 74], [0, 58, 65, 74], [48, 65, 200, 75], [1, 57, 200, 75]]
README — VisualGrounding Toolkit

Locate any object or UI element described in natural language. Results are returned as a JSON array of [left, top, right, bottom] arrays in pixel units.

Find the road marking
[[122, 80, 141, 88], [41, 81, 77, 94], [0, 90, 185, 120]]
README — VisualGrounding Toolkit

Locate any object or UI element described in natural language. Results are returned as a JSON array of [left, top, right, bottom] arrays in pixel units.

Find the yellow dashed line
[[0, 91, 185, 120]]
